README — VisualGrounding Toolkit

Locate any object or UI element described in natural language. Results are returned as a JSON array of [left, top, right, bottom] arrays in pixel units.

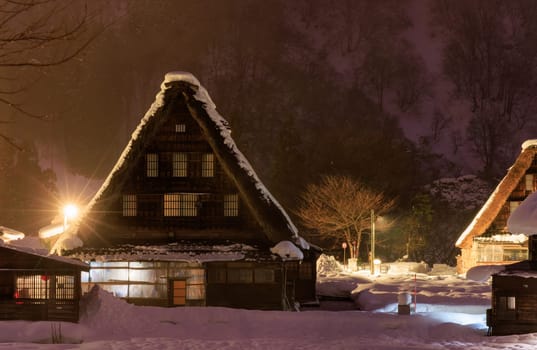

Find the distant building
[[46, 72, 319, 310], [456, 140, 537, 274]]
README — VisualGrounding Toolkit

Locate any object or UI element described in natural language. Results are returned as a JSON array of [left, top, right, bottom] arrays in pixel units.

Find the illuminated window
[[499, 296, 517, 311], [14, 273, 75, 299], [15, 274, 48, 299], [526, 174, 534, 191], [175, 124, 186, 133], [507, 296, 516, 310], [224, 194, 239, 216], [510, 201, 520, 214], [122, 195, 137, 216], [146, 153, 159, 177], [173, 153, 188, 177], [164, 193, 181, 216], [180, 193, 198, 216], [202, 153, 214, 177], [164, 193, 198, 216], [55, 275, 75, 299]]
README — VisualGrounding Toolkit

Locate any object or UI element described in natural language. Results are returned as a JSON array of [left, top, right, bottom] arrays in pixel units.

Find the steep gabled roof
[[53, 72, 299, 253], [456, 140, 537, 249]]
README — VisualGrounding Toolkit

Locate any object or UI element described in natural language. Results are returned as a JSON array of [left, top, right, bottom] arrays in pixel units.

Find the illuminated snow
[[522, 139, 537, 149], [0, 226, 25, 242], [270, 240, 304, 260]]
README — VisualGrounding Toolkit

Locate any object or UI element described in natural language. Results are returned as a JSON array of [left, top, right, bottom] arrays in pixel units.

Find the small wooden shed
[[487, 236, 537, 335], [0, 243, 89, 322]]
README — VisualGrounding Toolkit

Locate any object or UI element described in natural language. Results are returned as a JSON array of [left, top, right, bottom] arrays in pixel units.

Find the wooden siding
[[205, 261, 286, 310], [489, 274, 537, 335]]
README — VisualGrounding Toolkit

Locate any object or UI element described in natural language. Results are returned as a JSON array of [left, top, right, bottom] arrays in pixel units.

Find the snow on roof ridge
[[164, 71, 200, 85], [522, 139, 537, 150]]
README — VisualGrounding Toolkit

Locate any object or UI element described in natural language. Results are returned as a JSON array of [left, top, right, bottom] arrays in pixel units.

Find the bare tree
[[431, 0, 537, 179], [0, 1, 98, 128], [296, 175, 394, 260]]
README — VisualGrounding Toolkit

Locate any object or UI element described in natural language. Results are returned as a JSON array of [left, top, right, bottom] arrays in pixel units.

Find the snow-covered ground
[[1, 254, 536, 349]]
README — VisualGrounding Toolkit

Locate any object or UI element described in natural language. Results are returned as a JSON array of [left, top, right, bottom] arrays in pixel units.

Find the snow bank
[[316, 254, 343, 277], [466, 265, 505, 282]]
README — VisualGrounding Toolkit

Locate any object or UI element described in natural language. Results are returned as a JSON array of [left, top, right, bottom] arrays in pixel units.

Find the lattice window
[[123, 194, 137, 216], [146, 153, 159, 177], [15, 274, 48, 299], [201, 153, 214, 177], [55, 275, 75, 299], [164, 193, 198, 216], [224, 194, 239, 217], [173, 153, 188, 177], [180, 193, 198, 216], [509, 201, 520, 214], [175, 123, 186, 133], [526, 174, 534, 192], [164, 193, 181, 216]]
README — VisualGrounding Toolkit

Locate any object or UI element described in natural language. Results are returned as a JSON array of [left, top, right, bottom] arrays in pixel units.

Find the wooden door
[[169, 279, 186, 306]]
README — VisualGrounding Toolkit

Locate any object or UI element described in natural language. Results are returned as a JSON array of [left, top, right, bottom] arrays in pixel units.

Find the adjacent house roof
[[456, 140, 537, 249], [0, 241, 89, 270], [52, 72, 303, 253]]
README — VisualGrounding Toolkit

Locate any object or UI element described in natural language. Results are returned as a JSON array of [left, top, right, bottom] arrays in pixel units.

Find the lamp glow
[[63, 204, 79, 220]]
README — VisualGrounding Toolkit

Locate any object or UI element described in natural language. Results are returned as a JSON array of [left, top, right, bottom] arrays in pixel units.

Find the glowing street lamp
[[63, 204, 79, 231]]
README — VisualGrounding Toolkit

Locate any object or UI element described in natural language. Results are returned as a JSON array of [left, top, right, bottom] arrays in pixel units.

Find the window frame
[[122, 194, 137, 217], [201, 153, 215, 178], [224, 194, 239, 217], [146, 153, 159, 177], [172, 152, 188, 177]]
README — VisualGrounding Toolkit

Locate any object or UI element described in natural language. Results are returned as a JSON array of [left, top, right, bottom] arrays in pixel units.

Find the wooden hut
[[456, 141, 537, 274], [487, 236, 537, 335], [46, 72, 320, 310], [0, 243, 88, 322]]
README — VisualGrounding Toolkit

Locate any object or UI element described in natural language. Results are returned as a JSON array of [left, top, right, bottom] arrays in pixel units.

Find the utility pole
[[370, 209, 375, 275]]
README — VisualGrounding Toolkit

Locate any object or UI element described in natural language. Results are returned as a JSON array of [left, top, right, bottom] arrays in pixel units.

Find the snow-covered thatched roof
[[52, 71, 302, 253], [456, 140, 537, 249]]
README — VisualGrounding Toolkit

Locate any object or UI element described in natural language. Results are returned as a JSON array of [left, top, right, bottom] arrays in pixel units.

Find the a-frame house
[[47, 72, 319, 310], [456, 140, 537, 274]]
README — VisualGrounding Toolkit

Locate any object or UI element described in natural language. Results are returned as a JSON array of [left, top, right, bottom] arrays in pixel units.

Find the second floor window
[[224, 194, 239, 217], [526, 174, 534, 192], [122, 194, 137, 216], [173, 153, 188, 177], [146, 153, 159, 177], [164, 193, 198, 216], [202, 153, 214, 177]]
